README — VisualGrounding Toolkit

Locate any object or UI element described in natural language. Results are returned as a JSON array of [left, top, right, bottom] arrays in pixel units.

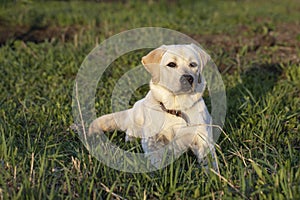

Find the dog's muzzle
[[180, 74, 194, 91]]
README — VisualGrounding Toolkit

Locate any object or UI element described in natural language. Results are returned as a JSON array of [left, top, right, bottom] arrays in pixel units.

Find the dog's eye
[[167, 62, 177, 68], [189, 62, 198, 68]]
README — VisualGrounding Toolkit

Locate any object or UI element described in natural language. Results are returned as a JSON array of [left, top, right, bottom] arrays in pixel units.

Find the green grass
[[1, 0, 300, 35], [0, 0, 300, 199]]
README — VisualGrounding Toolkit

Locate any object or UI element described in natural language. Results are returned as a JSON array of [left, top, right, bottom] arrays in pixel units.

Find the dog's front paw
[[199, 153, 219, 174], [88, 119, 102, 136]]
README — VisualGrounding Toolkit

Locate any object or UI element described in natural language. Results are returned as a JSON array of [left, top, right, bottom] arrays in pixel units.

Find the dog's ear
[[142, 47, 166, 84], [190, 43, 211, 84], [190, 43, 210, 70]]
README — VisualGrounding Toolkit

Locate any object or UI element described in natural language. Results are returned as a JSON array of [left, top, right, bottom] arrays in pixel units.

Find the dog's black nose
[[180, 74, 194, 86]]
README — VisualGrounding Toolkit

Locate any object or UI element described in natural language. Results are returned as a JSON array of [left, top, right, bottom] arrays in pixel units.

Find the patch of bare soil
[[0, 23, 80, 45], [192, 23, 300, 73], [0, 22, 299, 73]]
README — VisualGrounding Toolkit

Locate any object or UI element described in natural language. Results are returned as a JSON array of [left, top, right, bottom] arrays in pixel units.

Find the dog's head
[[142, 44, 210, 94]]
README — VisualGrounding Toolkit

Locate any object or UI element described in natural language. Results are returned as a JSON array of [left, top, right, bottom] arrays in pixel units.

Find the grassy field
[[0, 0, 299, 199]]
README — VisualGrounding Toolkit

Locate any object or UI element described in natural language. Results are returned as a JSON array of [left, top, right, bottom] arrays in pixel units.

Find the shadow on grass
[[226, 63, 283, 121]]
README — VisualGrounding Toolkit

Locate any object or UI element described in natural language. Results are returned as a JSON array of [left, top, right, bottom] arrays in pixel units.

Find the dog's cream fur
[[89, 44, 217, 169]]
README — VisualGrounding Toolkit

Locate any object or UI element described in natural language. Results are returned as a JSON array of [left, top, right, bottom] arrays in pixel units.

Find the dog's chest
[[125, 95, 211, 143], [147, 100, 210, 138]]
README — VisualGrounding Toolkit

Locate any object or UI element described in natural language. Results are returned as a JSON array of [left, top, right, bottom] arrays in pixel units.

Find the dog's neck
[[159, 102, 190, 124], [149, 81, 203, 111]]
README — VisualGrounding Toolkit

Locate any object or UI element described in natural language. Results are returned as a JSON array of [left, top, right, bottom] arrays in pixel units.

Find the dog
[[89, 43, 217, 170]]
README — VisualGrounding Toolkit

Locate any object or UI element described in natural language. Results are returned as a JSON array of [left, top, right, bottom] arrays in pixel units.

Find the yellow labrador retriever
[[89, 44, 217, 169]]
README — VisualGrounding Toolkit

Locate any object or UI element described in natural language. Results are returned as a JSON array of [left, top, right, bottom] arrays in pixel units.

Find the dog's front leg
[[191, 135, 219, 173], [88, 109, 131, 135], [172, 126, 218, 172]]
